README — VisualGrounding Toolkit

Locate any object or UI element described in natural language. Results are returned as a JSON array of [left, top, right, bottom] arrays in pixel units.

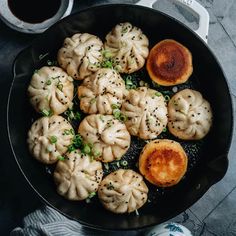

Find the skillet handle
[[137, 0, 209, 43]]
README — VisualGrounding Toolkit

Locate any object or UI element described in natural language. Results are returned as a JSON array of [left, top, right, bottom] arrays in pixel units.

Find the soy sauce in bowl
[[8, 0, 61, 23]]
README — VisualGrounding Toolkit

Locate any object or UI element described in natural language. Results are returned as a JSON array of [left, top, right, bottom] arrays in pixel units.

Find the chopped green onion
[[47, 60, 57, 66], [64, 109, 82, 122], [111, 104, 120, 110], [114, 64, 122, 72], [139, 80, 145, 86], [164, 95, 170, 102], [82, 144, 91, 154], [155, 92, 162, 97], [41, 109, 52, 117], [162, 127, 167, 132], [104, 163, 109, 170], [88, 192, 96, 199], [57, 83, 63, 91], [85, 198, 91, 203], [99, 115, 105, 122], [46, 80, 51, 85], [90, 98, 96, 104], [63, 129, 71, 135], [38, 53, 49, 60], [57, 155, 65, 161], [126, 77, 133, 86], [113, 109, 121, 119], [94, 150, 101, 157], [121, 160, 128, 166], [102, 50, 113, 59], [68, 145, 76, 153], [46, 146, 53, 153], [75, 112, 81, 121], [49, 136, 57, 144], [86, 192, 96, 203], [121, 27, 128, 33], [119, 113, 127, 122], [51, 76, 60, 80]]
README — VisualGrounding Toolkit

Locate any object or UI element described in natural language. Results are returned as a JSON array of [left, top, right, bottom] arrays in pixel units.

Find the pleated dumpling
[[121, 87, 168, 140], [54, 150, 103, 201], [98, 169, 148, 213], [28, 66, 74, 115], [78, 68, 126, 114], [78, 114, 131, 162], [27, 115, 74, 164], [105, 22, 149, 73], [168, 89, 213, 140], [57, 33, 103, 80]]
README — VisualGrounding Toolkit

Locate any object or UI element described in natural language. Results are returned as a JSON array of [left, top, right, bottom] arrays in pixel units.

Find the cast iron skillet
[[7, 3, 233, 231]]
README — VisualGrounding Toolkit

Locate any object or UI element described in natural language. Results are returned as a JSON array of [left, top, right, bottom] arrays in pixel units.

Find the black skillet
[[7, 3, 233, 231]]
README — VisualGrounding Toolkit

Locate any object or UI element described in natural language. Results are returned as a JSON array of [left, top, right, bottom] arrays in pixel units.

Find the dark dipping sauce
[[8, 0, 61, 23]]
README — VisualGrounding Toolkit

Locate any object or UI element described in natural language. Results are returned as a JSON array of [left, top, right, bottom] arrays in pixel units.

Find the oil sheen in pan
[[43, 67, 205, 207]]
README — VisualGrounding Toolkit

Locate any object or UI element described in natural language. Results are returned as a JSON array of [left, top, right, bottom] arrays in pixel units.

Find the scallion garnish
[[155, 92, 162, 97], [94, 150, 101, 157], [164, 95, 170, 102], [49, 136, 57, 144], [57, 83, 63, 91], [46, 80, 51, 85], [38, 53, 49, 61], [120, 160, 128, 166], [90, 98, 96, 104], [113, 109, 121, 119], [102, 50, 113, 59], [111, 104, 120, 110], [82, 144, 91, 154], [86, 192, 96, 203], [162, 127, 167, 132], [47, 60, 57, 66], [64, 108, 82, 122], [57, 155, 65, 161], [104, 163, 109, 170], [41, 109, 52, 117]]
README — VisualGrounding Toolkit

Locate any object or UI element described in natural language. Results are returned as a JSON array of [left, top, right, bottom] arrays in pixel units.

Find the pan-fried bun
[[139, 139, 188, 187], [28, 66, 74, 115], [57, 33, 103, 80], [147, 39, 193, 86], [78, 114, 131, 163], [121, 87, 168, 140], [78, 68, 126, 114], [54, 150, 103, 201], [168, 89, 213, 140], [98, 169, 148, 213], [27, 115, 74, 164], [105, 22, 149, 74]]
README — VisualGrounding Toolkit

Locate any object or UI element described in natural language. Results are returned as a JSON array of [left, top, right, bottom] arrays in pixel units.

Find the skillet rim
[[6, 3, 234, 231]]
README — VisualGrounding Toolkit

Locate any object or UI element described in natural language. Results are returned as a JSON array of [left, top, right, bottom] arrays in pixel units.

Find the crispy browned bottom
[[139, 139, 188, 187], [146, 39, 193, 86]]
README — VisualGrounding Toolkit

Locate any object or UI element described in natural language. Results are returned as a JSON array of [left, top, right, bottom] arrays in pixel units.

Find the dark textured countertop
[[0, 0, 236, 235]]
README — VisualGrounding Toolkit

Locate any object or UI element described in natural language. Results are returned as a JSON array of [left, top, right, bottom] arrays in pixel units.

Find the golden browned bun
[[139, 139, 188, 187], [146, 39, 193, 86]]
